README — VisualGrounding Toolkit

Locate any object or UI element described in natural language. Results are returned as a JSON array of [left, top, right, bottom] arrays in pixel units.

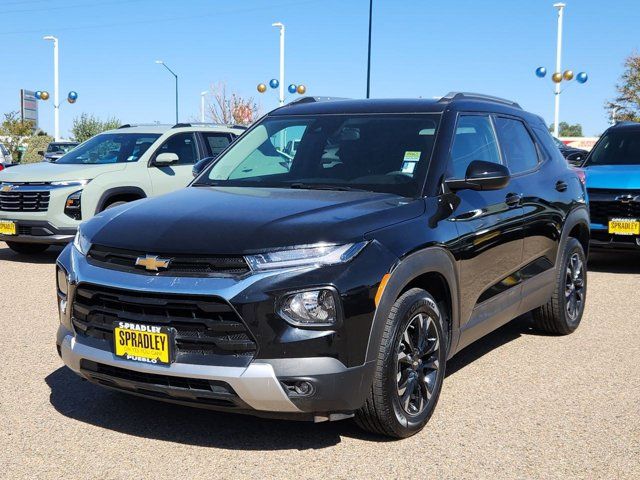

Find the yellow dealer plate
[[113, 322, 173, 365], [0, 220, 16, 235], [608, 218, 640, 236]]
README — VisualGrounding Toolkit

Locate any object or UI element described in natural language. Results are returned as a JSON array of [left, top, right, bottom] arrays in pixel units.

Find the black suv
[[55, 93, 589, 438]]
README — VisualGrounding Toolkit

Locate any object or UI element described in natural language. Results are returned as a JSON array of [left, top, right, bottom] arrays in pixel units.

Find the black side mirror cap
[[445, 160, 511, 191], [192, 156, 217, 177]]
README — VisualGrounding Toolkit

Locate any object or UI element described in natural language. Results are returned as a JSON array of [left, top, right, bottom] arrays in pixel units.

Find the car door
[[147, 132, 200, 196], [446, 114, 525, 349], [494, 116, 567, 313]]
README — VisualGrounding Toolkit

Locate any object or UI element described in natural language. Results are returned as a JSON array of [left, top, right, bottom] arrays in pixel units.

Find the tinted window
[[200, 114, 440, 197], [202, 133, 232, 157], [449, 115, 501, 178], [56, 133, 161, 164], [585, 130, 640, 166], [157, 133, 197, 165], [494, 117, 539, 173]]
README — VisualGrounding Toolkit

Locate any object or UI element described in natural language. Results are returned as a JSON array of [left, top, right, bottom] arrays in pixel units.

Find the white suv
[[0, 123, 244, 253]]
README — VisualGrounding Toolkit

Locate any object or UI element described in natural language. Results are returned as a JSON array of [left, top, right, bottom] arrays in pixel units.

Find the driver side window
[[449, 115, 501, 179]]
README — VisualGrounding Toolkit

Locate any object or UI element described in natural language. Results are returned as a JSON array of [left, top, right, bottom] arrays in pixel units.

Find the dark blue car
[[584, 121, 640, 250]]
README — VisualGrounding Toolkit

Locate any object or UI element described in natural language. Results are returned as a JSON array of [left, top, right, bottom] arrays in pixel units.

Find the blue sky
[[1, 0, 637, 138]]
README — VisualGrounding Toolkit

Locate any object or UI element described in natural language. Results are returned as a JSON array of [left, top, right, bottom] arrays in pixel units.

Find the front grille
[[0, 190, 50, 212], [80, 360, 243, 408], [588, 189, 640, 225], [71, 284, 257, 364], [87, 244, 250, 276]]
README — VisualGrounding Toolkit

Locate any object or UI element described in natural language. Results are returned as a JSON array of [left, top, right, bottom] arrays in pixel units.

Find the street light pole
[[553, 3, 565, 138], [43, 35, 59, 141], [155, 60, 179, 124], [200, 90, 208, 122], [366, 0, 373, 99], [272, 22, 285, 106]]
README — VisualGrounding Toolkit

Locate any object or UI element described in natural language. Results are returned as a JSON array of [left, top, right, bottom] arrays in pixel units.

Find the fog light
[[279, 288, 338, 327], [59, 298, 67, 315]]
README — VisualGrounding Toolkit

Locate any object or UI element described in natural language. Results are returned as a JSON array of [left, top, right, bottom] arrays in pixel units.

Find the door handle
[[556, 180, 568, 192], [505, 193, 522, 207]]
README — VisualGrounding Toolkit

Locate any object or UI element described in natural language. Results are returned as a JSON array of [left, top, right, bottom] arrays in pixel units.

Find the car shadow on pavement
[[46, 317, 538, 448], [588, 250, 640, 274], [0, 243, 64, 264]]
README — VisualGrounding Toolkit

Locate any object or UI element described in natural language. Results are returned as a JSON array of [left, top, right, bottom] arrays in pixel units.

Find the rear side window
[[202, 133, 232, 157], [449, 115, 501, 179], [494, 117, 539, 173]]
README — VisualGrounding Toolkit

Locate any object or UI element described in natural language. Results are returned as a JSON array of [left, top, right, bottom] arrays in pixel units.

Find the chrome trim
[[60, 333, 300, 412]]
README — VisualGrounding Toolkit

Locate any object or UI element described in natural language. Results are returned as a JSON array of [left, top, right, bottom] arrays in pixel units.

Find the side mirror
[[192, 157, 216, 177], [446, 160, 511, 191], [154, 152, 179, 166], [38, 151, 45, 156]]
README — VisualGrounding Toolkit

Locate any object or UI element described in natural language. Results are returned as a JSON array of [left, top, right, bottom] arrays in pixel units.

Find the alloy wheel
[[565, 252, 585, 321], [396, 312, 441, 416]]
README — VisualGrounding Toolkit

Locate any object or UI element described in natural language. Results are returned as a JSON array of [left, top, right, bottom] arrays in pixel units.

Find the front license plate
[[608, 217, 640, 236], [0, 220, 16, 235], [113, 322, 173, 365]]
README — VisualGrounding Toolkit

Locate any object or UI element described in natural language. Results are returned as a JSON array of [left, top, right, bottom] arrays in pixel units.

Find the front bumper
[[590, 226, 640, 250], [0, 220, 75, 244], [55, 242, 390, 417]]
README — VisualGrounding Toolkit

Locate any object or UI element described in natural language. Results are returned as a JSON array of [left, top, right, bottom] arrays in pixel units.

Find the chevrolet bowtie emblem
[[135, 254, 171, 271], [1, 185, 13, 192], [616, 194, 638, 204]]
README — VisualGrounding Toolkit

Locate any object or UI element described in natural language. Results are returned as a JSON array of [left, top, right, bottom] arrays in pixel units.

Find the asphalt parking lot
[[0, 242, 638, 480]]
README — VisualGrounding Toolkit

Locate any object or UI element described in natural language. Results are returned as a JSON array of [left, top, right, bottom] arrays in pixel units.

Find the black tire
[[533, 237, 587, 335], [6, 242, 49, 254], [102, 200, 128, 211], [355, 288, 446, 438]]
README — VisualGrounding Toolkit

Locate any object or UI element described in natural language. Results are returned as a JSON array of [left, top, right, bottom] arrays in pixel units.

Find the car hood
[[584, 164, 640, 190], [85, 187, 425, 255], [0, 161, 126, 183]]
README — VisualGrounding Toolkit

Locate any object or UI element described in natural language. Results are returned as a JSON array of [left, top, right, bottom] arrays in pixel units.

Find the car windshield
[[56, 133, 161, 164], [47, 143, 78, 153], [197, 114, 440, 197], [585, 130, 640, 166]]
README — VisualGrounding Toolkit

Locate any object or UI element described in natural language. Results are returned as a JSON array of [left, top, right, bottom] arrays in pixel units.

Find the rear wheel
[[533, 237, 587, 334], [355, 288, 446, 438], [102, 200, 128, 211], [6, 242, 49, 254]]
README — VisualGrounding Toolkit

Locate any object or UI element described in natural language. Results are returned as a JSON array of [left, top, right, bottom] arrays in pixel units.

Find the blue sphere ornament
[[288, 84, 297, 94], [535, 67, 547, 78], [576, 72, 588, 84], [68, 91, 78, 100], [269, 79, 279, 89], [35, 91, 42, 99]]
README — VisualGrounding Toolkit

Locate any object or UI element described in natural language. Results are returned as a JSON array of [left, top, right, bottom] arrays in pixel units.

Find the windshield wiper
[[288, 182, 364, 192]]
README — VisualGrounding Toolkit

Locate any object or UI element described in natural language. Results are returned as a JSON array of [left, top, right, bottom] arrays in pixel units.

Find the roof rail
[[171, 122, 248, 129], [614, 120, 640, 126], [439, 92, 521, 109], [283, 96, 350, 107], [117, 123, 170, 129]]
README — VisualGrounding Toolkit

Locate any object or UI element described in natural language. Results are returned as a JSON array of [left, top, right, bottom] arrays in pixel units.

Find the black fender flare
[[364, 246, 460, 365], [94, 187, 147, 214], [555, 205, 590, 268]]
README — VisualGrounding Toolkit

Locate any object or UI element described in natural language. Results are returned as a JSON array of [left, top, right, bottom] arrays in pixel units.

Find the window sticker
[[401, 151, 421, 174]]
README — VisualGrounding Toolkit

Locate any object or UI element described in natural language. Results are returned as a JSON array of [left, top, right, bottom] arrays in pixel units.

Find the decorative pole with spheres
[[256, 78, 307, 102]]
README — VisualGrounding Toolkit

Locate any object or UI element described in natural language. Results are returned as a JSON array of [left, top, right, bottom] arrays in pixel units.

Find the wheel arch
[[365, 246, 460, 363], [558, 206, 590, 267], [94, 186, 147, 214]]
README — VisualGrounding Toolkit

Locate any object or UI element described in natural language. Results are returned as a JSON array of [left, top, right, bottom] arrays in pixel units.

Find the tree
[[606, 52, 640, 123], [71, 113, 120, 142], [205, 82, 259, 126], [22, 135, 54, 164], [548, 122, 583, 137], [0, 111, 33, 158]]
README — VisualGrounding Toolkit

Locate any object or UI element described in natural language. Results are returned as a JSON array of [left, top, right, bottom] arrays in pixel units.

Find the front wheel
[[355, 288, 446, 438], [5, 242, 50, 254], [533, 237, 587, 334]]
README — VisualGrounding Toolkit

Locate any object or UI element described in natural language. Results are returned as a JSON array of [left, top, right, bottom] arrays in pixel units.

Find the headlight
[[73, 228, 91, 256], [51, 180, 91, 187], [279, 288, 339, 327], [245, 242, 367, 271], [64, 190, 83, 220]]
